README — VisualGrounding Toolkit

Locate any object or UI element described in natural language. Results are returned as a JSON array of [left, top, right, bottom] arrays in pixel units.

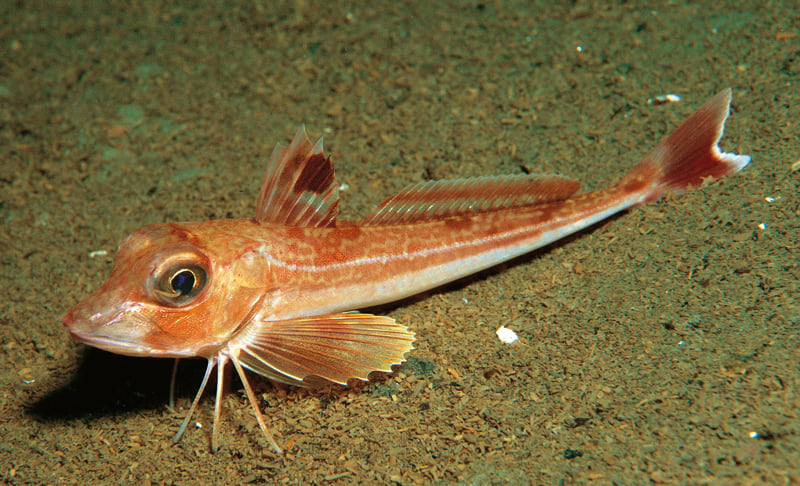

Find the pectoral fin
[[233, 313, 415, 387]]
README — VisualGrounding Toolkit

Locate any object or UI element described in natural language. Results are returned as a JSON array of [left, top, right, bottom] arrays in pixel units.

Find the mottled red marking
[[294, 153, 334, 196]]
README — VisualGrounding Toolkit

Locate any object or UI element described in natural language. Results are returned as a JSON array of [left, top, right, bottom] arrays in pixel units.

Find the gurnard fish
[[62, 89, 750, 453]]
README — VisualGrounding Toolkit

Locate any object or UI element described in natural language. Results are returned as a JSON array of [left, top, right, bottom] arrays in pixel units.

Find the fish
[[62, 88, 750, 454]]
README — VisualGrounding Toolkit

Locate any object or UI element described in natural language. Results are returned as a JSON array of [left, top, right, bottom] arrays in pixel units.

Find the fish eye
[[171, 269, 196, 295], [154, 264, 208, 306]]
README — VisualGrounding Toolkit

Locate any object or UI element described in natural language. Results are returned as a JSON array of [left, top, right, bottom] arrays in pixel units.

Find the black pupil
[[171, 270, 195, 295]]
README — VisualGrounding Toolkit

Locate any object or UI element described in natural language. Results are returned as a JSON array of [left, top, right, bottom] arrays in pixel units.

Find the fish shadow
[[29, 349, 209, 423], [28, 349, 359, 424]]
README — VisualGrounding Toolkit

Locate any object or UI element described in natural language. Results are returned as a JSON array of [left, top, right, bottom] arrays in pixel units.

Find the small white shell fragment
[[18, 367, 36, 385], [648, 94, 681, 105], [496, 325, 519, 344], [88, 250, 108, 258]]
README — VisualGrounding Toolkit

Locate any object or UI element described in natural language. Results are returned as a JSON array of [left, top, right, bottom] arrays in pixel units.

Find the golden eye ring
[[154, 264, 208, 306]]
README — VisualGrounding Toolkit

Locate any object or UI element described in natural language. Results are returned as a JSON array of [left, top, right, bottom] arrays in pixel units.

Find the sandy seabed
[[2, 1, 798, 484]]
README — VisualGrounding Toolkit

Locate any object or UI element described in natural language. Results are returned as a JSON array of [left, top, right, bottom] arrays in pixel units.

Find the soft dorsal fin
[[255, 126, 339, 227], [361, 174, 581, 225]]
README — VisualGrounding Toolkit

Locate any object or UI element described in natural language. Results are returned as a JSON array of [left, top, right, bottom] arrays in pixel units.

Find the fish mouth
[[62, 306, 194, 359], [67, 327, 169, 357]]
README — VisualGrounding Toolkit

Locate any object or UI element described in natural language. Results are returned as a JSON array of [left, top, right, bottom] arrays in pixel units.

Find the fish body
[[63, 89, 750, 453]]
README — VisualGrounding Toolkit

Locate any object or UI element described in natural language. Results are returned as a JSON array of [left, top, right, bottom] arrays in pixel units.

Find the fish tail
[[617, 88, 750, 204]]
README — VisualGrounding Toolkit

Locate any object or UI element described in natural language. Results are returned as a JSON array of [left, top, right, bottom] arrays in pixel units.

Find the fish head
[[62, 222, 268, 358]]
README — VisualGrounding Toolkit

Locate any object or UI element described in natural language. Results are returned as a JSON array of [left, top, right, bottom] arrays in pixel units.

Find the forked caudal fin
[[617, 88, 750, 204]]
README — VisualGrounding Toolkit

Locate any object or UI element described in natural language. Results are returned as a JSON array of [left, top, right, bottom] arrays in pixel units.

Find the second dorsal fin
[[255, 126, 339, 227], [361, 174, 581, 225]]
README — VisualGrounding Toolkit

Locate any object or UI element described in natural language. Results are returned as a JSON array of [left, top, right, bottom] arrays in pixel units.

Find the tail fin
[[618, 88, 750, 204]]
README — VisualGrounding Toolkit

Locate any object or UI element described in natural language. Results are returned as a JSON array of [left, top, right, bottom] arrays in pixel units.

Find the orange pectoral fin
[[233, 313, 415, 387]]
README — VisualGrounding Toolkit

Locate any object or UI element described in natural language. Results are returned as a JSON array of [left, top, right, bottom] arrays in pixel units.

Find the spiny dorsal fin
[[233, 313, 415, 387], [255, 126, 339, 227], [361, 174, 581, 225]]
